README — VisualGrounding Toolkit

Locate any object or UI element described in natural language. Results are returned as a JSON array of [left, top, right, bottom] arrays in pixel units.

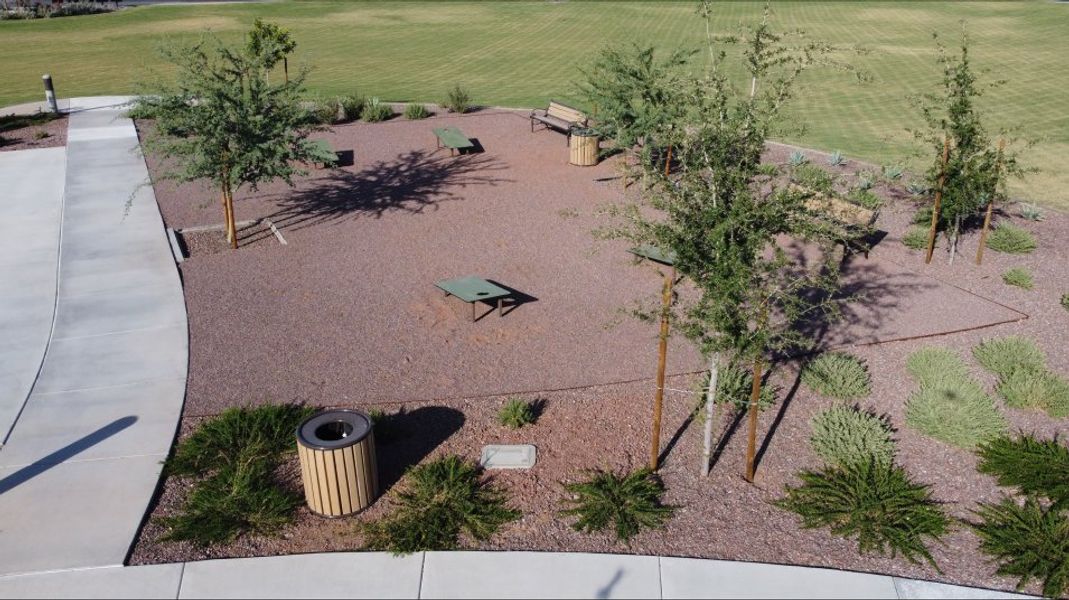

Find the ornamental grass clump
[[161, 404, 314, 545], [361, 97, 393, 122], [443, 84, 471, 114], [986, 223, 1037, 254], [776, 459, 950, 568], [977, 434, 1069, 509], [497, 397, 539, 429], [810, 405, 895, 468], [905, 347, 971, 388], [970, 497, 1069, 598], [972, 336, 1045, 379], [403, 103, 431, 120], [363, 455, 519, 554], [1002, 268, 1034, 290], [561, 468, 674, 542], [801, 352, 871, 400], [902, 226, 929, 250], [904, 347, 1007, 448], [997, 368, 1069, 418]]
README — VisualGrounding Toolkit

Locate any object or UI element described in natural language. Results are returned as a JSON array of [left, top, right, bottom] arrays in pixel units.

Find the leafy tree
[[135, 27, 332, 249], [246, 18, 297, 83], [599, 3, 850, 477], [909, 25, 1022, 263]]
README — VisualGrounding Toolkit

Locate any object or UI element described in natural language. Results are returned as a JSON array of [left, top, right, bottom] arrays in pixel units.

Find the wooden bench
[[530, 100, 588, 140], [803, 193, 879, 259]]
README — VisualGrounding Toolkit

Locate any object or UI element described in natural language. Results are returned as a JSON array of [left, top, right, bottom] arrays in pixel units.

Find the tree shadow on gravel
[[373, 405, 465, 494], [260, 150, 511, 234]]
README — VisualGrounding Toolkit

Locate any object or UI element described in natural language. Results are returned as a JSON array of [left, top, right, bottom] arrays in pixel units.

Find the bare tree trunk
[[223, 183, 237, 249], [701, 353, 720, 476]]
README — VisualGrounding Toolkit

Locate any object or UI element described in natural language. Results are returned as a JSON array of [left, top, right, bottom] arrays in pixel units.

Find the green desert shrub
[[906, 381, 1008, 448], [912, 206, 933, 224], [977, 434, 1069, 509], [443, 84, 472, 114], [970, 497, 1069, 598], [1002, 268, 1034, 290], [1018, 203, 1044, 222], [403, 103, 431, 120], [561, 468, 674, 542], [361, 97, 394, 122], [498, 397, 538, 429], [906, 181, 930, 197], [713, 362, 777, 411], [972, 336, 1046, 379], [336, 94, 365, 122], [997, 368, 1069, 418], [161, 404, 313, 545], [363, 455, 519, 554], [905, 347, 971, 388], [855, 170, 876, 190], [882, 164, 903, 181], [986, 223, 1037, 254], [847, 188, 882, 210], [801, 352, 871, 400], [902, 227, 929, 250], [791, 164, 835, 194], [1062, 294, 1069, 311], [828, 150, 846, 167], [776, 459, 950, 567], [810, 405, 895, 468]]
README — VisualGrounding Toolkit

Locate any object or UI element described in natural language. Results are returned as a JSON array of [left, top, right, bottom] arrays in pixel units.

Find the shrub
[[977, 434, 1069, 509], [902, 226, 929, 250], [787, 150, 808, 167], [776, 459, 950, 567], [828, 150, 846, 167], [986, 223, 1037, 254], [882, 164, 903, 180], [997, 368, 1069, 418], [498, 397, 538, 429], [847, 188, 881, 210], [912, 205, 933, 224], [560, 468, 674, 542], [1002, 268, 1034, 290], [361, 97, 394, 122], [336, 94, 365, 123], [713, 362, 777, 412], [970, 497, 1069, 598], [1019, 203, 1044, 222], [363, 455, 519, 554], [972, 336, 1045, 379], [906, 181, 930, 197], [161, 404, 313, 545], [756, 163, 778, 177], [856, 170, 876, 190], [905, 347, 970, 388], [905, 380, 1008, 448], [403, 103, 431, 120], [791, 164, 835, 194], [1062, 294, 1069, 312], [810, 405, 895, 468], [443, 84, 472, 114], [304, 97, 340, 125], [801, 352, 871, 400], [32, 129, 50, 140]]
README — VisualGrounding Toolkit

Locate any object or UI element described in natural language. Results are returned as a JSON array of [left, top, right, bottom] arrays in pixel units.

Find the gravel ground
[[131, 114, 1068, 595], [0, 114, 67, 152]]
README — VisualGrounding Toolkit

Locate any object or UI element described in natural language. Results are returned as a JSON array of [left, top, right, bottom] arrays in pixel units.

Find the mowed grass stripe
[[1, 0, 1065, 208]]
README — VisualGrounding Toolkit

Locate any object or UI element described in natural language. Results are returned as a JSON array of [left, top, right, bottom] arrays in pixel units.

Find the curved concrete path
[[0, 551, 1034, 599], [0, 97, 188, 575]]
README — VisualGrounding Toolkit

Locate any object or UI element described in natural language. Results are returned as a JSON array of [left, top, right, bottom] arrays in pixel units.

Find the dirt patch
[[0, 112, 67, 152]]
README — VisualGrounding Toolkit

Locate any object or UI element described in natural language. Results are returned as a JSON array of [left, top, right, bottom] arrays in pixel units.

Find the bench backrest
[[804, 195, 877, 228], [547, 101, 587, 125]]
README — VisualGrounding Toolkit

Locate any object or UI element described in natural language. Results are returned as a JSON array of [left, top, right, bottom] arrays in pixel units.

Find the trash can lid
[[297, 409, 372, 450]]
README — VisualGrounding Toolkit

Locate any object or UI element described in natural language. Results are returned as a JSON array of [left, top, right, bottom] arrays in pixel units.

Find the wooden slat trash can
[[296, 409, 379, 517], [569, 129, 599, 166]]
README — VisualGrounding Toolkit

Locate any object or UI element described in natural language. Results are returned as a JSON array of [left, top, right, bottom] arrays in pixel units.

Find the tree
[[135, 27, 332, 249], [246, 18, 297, 83], [909, 25, 1021, 264], [599, 3, 849, 478]]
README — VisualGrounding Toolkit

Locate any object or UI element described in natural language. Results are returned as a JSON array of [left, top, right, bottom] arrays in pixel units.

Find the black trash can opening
[[296, 409, 379, 517]]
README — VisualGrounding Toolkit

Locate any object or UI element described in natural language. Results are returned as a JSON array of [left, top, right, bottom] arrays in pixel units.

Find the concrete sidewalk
[[0, 97, 188, 575], [0, 551, 1034, 599]]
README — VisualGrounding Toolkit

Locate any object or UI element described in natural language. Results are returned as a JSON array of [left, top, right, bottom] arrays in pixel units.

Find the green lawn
[[3, 1, 1066, 208]]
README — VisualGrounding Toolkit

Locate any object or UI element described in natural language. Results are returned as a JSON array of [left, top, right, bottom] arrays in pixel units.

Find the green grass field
[[2, 1, 1066, 208]]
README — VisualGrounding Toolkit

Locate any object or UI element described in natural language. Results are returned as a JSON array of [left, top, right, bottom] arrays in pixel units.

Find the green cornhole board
[[433, 127, 475, 156], [308, 139, 339, 168], [629, 244, 677, 266], [436, 276, 511, 322]]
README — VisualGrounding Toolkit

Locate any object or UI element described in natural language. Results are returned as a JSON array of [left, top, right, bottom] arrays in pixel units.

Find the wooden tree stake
[[649, 267, 675, 471], [744, 354, 762, 483], [975, 138, 1005, 265], [664, 144, 673, 178], [925, 136, 950, 265]]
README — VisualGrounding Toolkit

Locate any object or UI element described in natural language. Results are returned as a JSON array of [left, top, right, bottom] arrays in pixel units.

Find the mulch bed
[[0, 112, 67, 152], [131, 113, 1068, 596]]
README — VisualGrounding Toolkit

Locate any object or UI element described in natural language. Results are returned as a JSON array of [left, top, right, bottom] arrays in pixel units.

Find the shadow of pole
[[0, 416, 139, 495]]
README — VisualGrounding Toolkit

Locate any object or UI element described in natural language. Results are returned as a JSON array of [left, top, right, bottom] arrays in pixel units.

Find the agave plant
[[856, 170, 876, 191], [828, 150, 846, 167], [788, 150, 808, 167], [906, 180, 929, 197], [1018, 203, 1044, 222], [882, 164, 903, 180]]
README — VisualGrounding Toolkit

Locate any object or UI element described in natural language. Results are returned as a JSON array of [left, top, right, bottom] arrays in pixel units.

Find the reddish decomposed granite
[[0, 113, 67, 152], [131, 112, 1069, 595]]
